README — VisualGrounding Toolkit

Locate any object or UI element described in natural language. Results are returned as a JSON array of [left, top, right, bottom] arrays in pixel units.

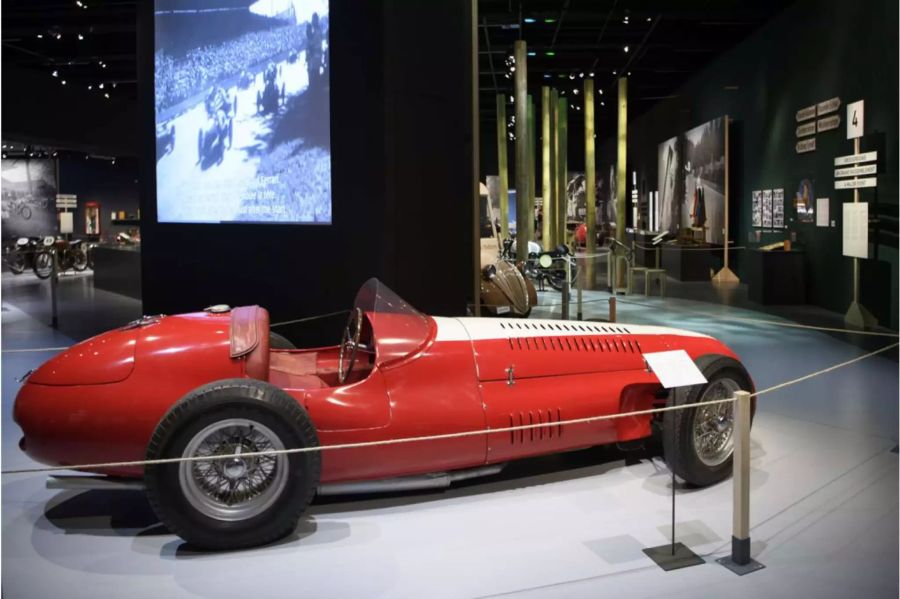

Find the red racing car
[[14, 279, 753, 549]]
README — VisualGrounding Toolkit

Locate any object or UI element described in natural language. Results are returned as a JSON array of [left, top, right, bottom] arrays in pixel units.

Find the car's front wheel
[[662, 355, 753, 487], [145, 379, 321, 549]]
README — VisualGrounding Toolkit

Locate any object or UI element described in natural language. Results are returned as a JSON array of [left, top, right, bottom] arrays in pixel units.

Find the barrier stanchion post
[[50, 250, 59, 329], [717, 390, 765, 575], [561, 259, 570, 320], [576, 257, 583, 321], [608, 296, 616, 323]]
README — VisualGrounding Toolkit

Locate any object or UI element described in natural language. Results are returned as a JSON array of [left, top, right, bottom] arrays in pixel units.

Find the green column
[[557, 95, 568, 246], [495, 93, 509, 239], [541, 86, 552, 249], [616, 77, 627, 243], [584, 78, 596, 287], [527, 94, 535, 249], [549, 88, 558, 247], [513, 40, 530, 250]]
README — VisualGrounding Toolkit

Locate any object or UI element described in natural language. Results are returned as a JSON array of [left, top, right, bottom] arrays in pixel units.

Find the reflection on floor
[[1, 272, 897, 598]]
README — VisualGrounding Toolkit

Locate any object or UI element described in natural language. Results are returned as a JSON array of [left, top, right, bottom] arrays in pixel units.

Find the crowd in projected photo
[[154, 0, 331, 224]]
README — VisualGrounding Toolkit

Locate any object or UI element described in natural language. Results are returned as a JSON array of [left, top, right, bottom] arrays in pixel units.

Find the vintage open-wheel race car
[[14, 279, 753, 550]]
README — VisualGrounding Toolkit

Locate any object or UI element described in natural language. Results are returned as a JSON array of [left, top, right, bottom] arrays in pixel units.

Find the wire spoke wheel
[[179, 418, 288, 521], [691, 377, 740, 467]]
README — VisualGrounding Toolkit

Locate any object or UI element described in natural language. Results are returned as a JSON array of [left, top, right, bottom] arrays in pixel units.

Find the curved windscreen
[[353, 278, 432, 367]]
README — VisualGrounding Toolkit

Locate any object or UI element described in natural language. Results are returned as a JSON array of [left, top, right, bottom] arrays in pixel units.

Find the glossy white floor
[[2, 275, 897, 598]]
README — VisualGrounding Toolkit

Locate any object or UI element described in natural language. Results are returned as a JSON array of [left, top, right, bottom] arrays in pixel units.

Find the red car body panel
[[14, 284, 746, 484]]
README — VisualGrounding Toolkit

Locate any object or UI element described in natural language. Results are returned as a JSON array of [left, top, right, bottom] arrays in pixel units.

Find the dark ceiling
[[479, 0, 794, 137], [1, 0, 792, 143], [2, 0, 138, 102]]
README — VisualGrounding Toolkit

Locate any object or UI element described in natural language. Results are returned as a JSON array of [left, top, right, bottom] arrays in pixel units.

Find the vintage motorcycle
[[54, 239, 89, 273], [4, 236, 54, 278], [526, 244, 579, 292]]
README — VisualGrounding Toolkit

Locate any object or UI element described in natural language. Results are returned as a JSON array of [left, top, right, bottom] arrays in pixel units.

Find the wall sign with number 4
[[846, 100, 864, 139]]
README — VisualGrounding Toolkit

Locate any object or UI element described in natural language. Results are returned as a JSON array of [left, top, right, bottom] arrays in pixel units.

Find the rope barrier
[[3, 340, 895, 476]]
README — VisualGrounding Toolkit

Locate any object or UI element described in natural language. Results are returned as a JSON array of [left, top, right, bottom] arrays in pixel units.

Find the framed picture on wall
[[773, 189, 784, 228], [752, 190, 762, 227], [85, 202, 101, 235], [762, 189, 773, 228]]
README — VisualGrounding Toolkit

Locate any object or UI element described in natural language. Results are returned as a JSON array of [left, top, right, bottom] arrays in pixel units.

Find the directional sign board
[[796, 104, 816, 122], [834, 151, 877, 166], [817, 97, 841, 115], [835, 177, 877, 190], [796, 138, 816, 154], [796, 122, 816, 137], [846, 100, 864, 139], [835, 164, 877, 178], [56, 194, 77, 209], [817, 114, 841, 132]]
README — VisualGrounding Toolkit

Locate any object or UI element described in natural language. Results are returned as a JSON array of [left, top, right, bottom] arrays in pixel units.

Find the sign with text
[[834, 151, 877, 166], [846, 100, 864, 139], [816, 198, 829, 227], [55, 194, 77, 209], [842, 202, 868, 258], [796, 104, 816, 122], [835, 164, 877, 178], [817, 97, 841, 115], [817, 114, 841, 133], [796, 122, 816, 137], [835, 177, 877, 190], [796, 138, 816, 153]]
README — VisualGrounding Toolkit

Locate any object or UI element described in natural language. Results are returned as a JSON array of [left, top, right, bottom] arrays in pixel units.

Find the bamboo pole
[[514, 40, 530, 252], [496, 93, 509, 239], [557, 95, 568, 247], [584, 78, 596, 288], [541, 86, 552, 249]]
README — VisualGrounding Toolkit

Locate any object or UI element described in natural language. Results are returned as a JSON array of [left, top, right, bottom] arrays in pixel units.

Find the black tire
[[662, 355, 754, 487], [33, 251, 53, 279], [71, 248, 88, 271], [21, 205, 32, 220], [269, 331, 297, 350], [145, 379, 321, 550]]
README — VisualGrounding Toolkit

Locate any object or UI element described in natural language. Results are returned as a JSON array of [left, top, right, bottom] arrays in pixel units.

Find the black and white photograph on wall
[[154, 0, 331, 224], [773, 188, 785, 228], [1, 158, 57, 240], [566, 172, 586, 221], [657, 135, 680, 235], [762, 189, 773, 228], [795, 179, 815, 223], [752, 190, 762, 227], [680, 116, 726, 244]]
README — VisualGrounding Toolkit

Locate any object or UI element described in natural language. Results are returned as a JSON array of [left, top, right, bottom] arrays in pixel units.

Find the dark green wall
[[606, 0, 898, 328]]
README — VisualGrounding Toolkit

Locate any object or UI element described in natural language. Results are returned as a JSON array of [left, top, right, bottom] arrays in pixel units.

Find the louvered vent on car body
[[507, 409, 563, 444], [506, 334, 642, 354]]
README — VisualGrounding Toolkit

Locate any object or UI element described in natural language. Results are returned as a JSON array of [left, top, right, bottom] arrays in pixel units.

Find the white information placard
[[842, 203, 868, 258], [816, 198, 829, 227], [59, 212, 74, 234], [835, 151, 877, 166], [835, 177, 877, 190], [846, 100, 864, 139], [644, 350, 707, 389]]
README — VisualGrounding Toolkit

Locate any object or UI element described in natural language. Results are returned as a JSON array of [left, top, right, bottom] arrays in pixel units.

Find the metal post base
[[642, 543, 704, 571], [844, 300, 878, 330], [712, 266, 740, 285], [716, 536, 765, 575]]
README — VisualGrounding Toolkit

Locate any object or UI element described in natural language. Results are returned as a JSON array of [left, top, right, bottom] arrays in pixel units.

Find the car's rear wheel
[[662, 355, 753, 487], [145, 379, 320, 550]]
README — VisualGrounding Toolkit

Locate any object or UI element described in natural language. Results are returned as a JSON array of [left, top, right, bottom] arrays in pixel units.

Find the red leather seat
[[269, 352, 327, 389]]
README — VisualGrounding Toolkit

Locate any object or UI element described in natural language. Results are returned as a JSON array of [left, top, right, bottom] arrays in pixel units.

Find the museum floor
[[2, 271, 897, 598]]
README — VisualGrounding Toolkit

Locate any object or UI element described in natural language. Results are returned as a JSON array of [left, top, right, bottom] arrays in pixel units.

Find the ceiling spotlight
[[61, 80, 66, 85], [543, 73, 551, 79], [579, 72, 584, 78], [524, 17, 536, 24], [88, 85, 92, 90], [598, 88, 604, 95], [56, 33, 62, 40], [52, 151, 58, 157], [78, 34, 84, 40], [589, 72, 595, 77], [613, 70, 617, 75], [569, 73, 575, 80], [628, 71, 631, 76], [527, 51, 536, 57], [112, 82, 117, 88], [573, 88, 579, 95], [104, 93, 110, 98], [624, 45, 629, 53], [101, 62, 107, 68], [37, 34, 43, 39], [647, 17, 652, 22], [52, 70, 58, 77], [601, 101, 605, 106], [99, 83, 104, 89], [510, 66, 516, 72], [76, 0, 83, 5]]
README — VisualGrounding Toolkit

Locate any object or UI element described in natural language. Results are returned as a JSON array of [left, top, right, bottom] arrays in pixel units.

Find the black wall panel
[[138, 1, 475, 344]]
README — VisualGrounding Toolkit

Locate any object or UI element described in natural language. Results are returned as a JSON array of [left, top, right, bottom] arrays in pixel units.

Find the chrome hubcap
[[692, 378, 741, 467], [179, 419, 288, 521]]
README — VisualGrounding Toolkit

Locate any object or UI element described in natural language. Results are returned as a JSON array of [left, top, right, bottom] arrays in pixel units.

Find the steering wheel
[[338, 308, 363, 385]]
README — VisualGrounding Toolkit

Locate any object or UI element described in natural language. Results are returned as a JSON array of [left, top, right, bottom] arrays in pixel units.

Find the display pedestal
[[643, 543, 704, 571], [661, 245, 721, 281], [845, 301, 877, 329]]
